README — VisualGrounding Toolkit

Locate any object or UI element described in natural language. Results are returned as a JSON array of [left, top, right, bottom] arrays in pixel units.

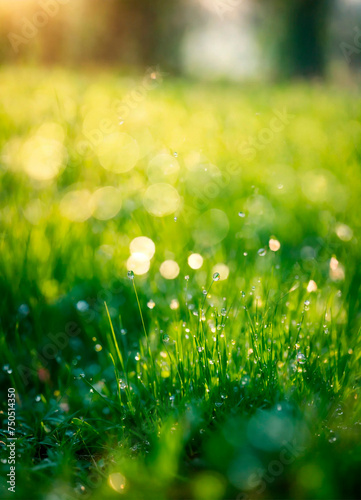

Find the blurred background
[[0, 0, 361, 81]]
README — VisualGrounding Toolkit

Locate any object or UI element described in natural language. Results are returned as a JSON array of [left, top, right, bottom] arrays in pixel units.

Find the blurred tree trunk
[[124, 0, 185, 73], [267, 0, 333, 78], [286, 0, 331, 77]]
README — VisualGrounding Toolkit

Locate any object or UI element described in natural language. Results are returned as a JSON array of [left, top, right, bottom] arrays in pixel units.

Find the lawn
[[0, 66, 360, 500]]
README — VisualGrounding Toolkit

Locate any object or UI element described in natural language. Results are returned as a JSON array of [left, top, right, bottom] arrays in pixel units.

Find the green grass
[[0, 66, 361, 500]]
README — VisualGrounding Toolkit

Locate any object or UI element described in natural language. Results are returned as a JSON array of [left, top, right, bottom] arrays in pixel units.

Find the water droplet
[[174, 217, 178, 222], [238, 212, 245, 218], [76, 300, 89, 312], [18, 303, 30, 317], [213, 272, 220, 281], [95, 344, 102, 352], [221, 308, 227, 316], [202, 289, 207, 295], [173, 152, 178, 157], [163, 334, 170, 343], [307, 280, 317, 293], [184, 275, 189, 281], [119, 380, 128, 389], [147, 300, 155, 309], [35, 395, 41, 402], [296, 352, 306, 364], [258, 248, 267, 257], [215, 402, 223, 407], [269, 238, 281, 252], [127, 270, 134, 280], [197, 346, 204, 353], [170, 299, 179, 310]]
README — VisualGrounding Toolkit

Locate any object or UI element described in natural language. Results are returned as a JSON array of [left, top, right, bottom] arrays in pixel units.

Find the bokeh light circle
[[96, 132, 139, 173], [148, 153, 180, 184], [91, 186, 122, 220], [129, 236, 156, 259], [193, 209, 229, 247], [22, 136, 65, 181], [143, 183, 180, 217], [160, 260, 180, 279], [60, 189, 93, 222], [127, 253, 150, 276], [188, 253, 204, 269]]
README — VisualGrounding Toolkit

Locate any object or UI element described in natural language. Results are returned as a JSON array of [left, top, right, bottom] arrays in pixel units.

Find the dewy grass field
[[0, 66, 361, 500]]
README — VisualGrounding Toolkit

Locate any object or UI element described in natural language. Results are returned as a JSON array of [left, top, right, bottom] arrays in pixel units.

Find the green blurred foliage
[[0, 68, 360, 500]]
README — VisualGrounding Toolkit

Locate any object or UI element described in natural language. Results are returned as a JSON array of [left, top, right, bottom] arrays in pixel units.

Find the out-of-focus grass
[[0, 67, 360, 500]]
